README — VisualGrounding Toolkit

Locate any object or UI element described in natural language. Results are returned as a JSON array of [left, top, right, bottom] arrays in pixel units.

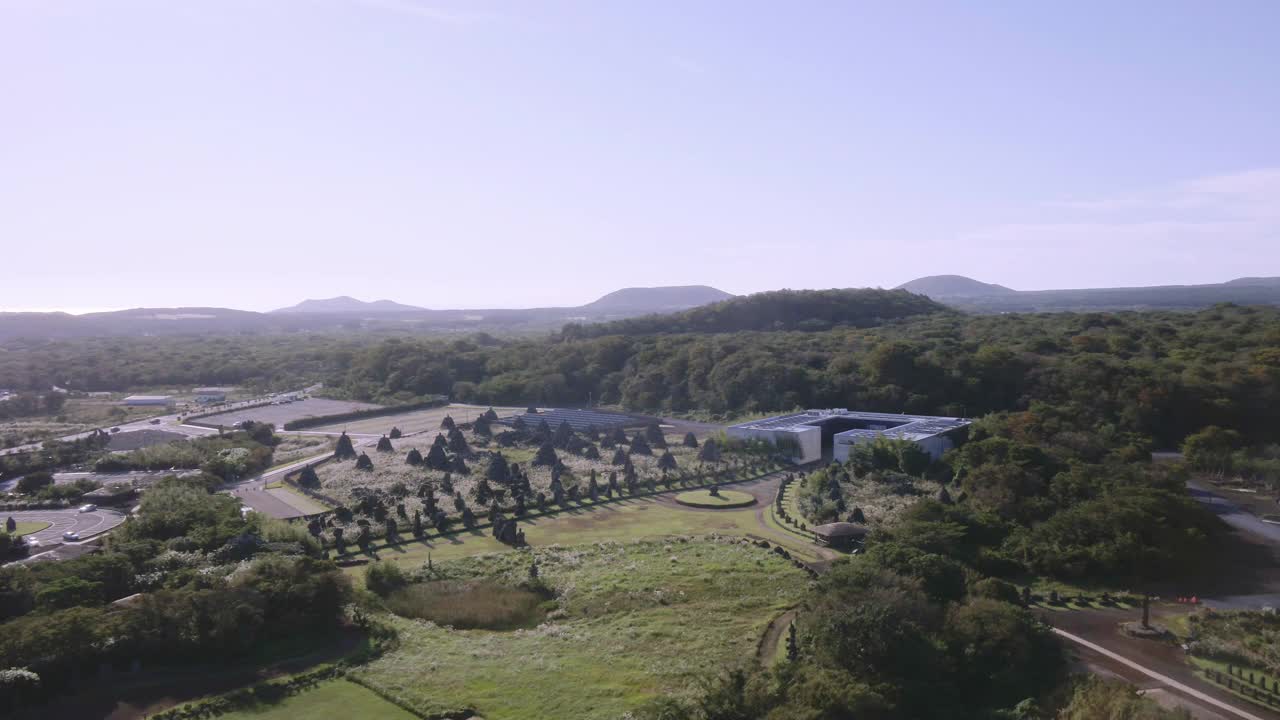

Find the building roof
[[811, 522, 869, 538], [193, 387, 233, 394], [123, 395, 172, 402], [729, 409, 970, 442]]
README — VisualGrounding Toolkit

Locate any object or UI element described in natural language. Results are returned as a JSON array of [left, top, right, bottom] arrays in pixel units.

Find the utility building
[[122, 395, 174, 408], [727, 409, 970, 464]]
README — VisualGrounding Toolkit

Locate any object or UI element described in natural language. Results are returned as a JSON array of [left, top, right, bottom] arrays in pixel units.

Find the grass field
[[308, 404, 523, 437], [352, 492, 821, 574], [674, 488, 757, 508], [217, 679, 418, 720], [12, 521, 50, 537], [352, 538, 810, 719]]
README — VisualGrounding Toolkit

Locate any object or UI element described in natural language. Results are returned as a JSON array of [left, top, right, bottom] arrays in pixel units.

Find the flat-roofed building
[[122, 395, 174, 407], [727, 409, 971, 464], [193, 387, 233, 404]]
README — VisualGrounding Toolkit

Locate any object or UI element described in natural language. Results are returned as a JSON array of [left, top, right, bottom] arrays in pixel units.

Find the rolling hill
[[896, 275, 1280, 312]]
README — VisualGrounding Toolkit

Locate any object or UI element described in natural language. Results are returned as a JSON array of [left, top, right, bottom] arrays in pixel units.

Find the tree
[[658, 451, 678, 473], [447, 427, 470, 457], [364, 561, 408, 597], [449, 453, 469, 474], [550, 420, 571, 448], [4, 517, 14, 533], [683, 432, 699, 448], [355, 453, 374, 471], [440, 414, 456, 431], [699, 438, 721, 463], [534, 443, 558, 467], [483, 407, 498, 421], [474, 415, 492, 436], [334, 432, 357, 460], [376, 435, 394, 452], [1182, 426, 1242, 475], [583, 444, 600, 460], [16, 471, 53, 495], [645, 423, 666, 447], [611, 447, 628, 466], [406, 448, 423, 465], [389, 426, 403, 439], [629, 433, 652, 456], [488, 453, 511, 483], [425, 441, 450, 471], [412, 510, 424, 537], [297, 465, 321, 488]]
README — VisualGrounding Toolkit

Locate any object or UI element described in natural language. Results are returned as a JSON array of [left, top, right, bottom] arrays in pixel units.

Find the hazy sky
[[3, 0, 1278, 313]]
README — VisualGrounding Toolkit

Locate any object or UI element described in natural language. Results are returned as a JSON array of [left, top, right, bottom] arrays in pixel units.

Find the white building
[[122, 395, 175, 408], [727, 409, 971, 464], [193, 387, 232, 404]]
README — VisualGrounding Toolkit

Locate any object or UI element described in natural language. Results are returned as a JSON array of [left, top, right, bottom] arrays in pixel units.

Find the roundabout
[[674, 488, 757, 509]]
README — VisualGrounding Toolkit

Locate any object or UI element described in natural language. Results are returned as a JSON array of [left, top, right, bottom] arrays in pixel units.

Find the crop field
[[306, 404, 522, 437], [194, 398, 381, 429], [353, 490, 822, 570], [352, 538, 809, 719]]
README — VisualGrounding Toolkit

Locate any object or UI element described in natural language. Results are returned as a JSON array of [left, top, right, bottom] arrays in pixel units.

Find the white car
[[78, 504, 97, 513], [24, 537, 40, 548], [62, 531, 81, 542]]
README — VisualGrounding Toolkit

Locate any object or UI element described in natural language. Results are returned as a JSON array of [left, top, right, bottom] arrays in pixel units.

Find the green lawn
[[350, 494, 821, 578], [217, 679, 417, 720], [12, 521, 50, 537], [674, 489, 756, 508], [352, 538, 810, 719]]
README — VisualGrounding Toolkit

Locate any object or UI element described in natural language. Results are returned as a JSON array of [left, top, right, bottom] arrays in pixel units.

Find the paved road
[[3, 507, 126, 545], [1189, 482, 1280, 545], [1053, 625, 1273, 720]]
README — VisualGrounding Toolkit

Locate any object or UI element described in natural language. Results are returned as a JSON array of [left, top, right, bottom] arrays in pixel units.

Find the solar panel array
[[497, 408, 646, 433]]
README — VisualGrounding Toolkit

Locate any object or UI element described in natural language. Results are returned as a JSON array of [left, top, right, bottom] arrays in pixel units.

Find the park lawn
[[217, 679, 417, 720], [12, 521, 50, 537], [349, 495, 820, 580], [352, 539, 809, 719]]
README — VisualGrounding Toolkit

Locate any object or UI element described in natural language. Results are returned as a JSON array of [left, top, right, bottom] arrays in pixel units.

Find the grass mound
[[385, 580, 551, 630], [13, 521, 50, 537], [674, 489, 756, 509]]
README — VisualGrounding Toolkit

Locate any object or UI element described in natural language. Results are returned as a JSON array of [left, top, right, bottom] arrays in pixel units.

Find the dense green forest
[[5, 292, 1278, 453]]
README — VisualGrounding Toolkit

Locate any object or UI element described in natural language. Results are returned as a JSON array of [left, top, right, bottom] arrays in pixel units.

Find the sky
[[2, 0, 1278, 313]]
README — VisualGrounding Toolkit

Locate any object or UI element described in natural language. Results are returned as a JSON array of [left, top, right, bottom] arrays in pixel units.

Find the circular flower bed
[[674, 489, 756, 509]]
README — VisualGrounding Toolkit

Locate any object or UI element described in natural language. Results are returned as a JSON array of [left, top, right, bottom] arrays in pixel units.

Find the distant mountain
[[896, 275, 1017, 298], [581, 286, 735, 312], [272, 296, 426, 314], [0, 286, 736, 341], [1224, 277, 1280, 287], [903, 276, 1280, 313]]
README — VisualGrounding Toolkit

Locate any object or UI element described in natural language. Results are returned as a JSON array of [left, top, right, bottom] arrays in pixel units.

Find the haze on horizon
[[2, 0, 1278, 314]]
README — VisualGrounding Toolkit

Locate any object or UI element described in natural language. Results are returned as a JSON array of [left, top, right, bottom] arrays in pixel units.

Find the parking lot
[[3, 507, 127, 544], [192, 398, 381, 429]]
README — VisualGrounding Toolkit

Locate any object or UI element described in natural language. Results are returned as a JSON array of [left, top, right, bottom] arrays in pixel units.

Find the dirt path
[[757, 608, 798, 664]]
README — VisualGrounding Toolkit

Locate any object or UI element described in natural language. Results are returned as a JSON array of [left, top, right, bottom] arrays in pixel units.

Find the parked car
[[78, 504, 97, 513], [24, 537, 40, 548], [62, 531, 81, 542]]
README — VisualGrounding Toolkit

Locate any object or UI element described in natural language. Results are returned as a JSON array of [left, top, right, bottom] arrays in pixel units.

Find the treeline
[[5, 298, 1280, 451], [0, 476, 350, 711], [561, 288, 948, 339], [332, 303, 1280, 449]]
